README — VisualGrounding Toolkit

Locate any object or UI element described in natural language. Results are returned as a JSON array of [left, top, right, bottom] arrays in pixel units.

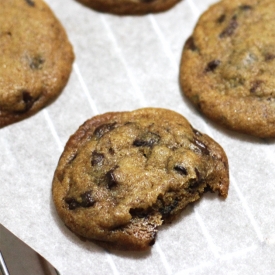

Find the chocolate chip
[[94, 122, 116, 139], [22, 91, 32, 103], [109, 148, 115, 155], [65, 191, 95, 210], [106, 166, 118, 188], [185, 36, 197, 51], [91, 151, 104, 166], [265, 53, 275, 61], [217, 14, 226, 24], [239, 5, 252, 11], [133, 132, 160, 148], [174, 165, 188, 176], [194, 168, 201, 182], [65, 197, 80, 210], [250, 80, 263, 93], [81, 191, 95, 208], [25, 0, 35, 6], [205, 60, 221, 72], [219, 17, 238, 38], [192, 138, 210, 155], [160, 200, 178, 217], [188, 168, 202, 190], [30, 56, 44, 70], [22, 90, 34, 111]]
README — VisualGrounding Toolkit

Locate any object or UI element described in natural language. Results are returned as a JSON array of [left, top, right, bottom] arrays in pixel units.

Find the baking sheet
[[1, 0, 275, 274]]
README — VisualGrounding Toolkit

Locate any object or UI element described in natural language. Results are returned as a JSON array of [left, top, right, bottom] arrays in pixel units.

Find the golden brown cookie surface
[[0, 0, 74, 127], [180, 0, 275, 138], [52, 108, 229, 251], [75, 0, 181, 15]]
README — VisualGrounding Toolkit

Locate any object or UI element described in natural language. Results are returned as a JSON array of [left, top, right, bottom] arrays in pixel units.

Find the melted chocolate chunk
[[22, 90, 34, 111], [133, 132, 160, 148], [30, 56, 44, 70], [205, 60, 221, 72], [239, 5, 252, 11], [174, 164, 188, 176], [219, 17, 238, 38], [81, 191, 95, 207], [250, 80, 263, 93], [109, 148, 115, 155], [91, 151, 104, 166], [25, 0, 35, 6], [65, 197, 80, 210], [106, 166, 118, 188], [191, 138, 210, 155], [94, 123, 116, 139], [65, 191, 95, 210], [188, 168, 202, 190], [265, 53, 275, 61], [160, 200, 178, 217], [217, 14, 226, 24], [185, 36, 198, 51], [194, 168, 202, 182]]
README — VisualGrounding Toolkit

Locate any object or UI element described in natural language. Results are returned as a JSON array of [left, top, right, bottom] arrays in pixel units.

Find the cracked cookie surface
[[75, 0, 181, 15], [180, 0, 275, 138], [52, 108, 229, 251], [0, 0, 74, 127]]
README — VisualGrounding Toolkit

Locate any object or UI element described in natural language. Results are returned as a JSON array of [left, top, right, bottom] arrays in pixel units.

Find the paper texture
[[1, 0, 275, 274]]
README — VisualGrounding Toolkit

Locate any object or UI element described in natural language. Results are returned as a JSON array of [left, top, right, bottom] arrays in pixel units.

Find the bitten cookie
[[75, 0, 181, 15], [0, 0, 74, 128], [180, 0, 275, 138], [52, 108, 229, 251]]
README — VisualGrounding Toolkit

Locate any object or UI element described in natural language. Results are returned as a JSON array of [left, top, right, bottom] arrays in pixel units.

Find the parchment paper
[[1, 0, 275, 274]]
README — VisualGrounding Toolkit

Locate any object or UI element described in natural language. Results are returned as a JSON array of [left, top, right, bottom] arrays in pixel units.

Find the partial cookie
[[0, 0, 74, 127], [75, 0, 181, 15], [52, 108, 229, 251], [180, 0, 275, 138]]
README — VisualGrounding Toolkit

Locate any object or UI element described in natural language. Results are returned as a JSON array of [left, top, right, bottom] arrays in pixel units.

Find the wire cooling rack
[[1, 0, 275, 274]]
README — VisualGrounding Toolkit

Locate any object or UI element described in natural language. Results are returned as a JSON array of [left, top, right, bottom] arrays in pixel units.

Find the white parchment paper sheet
[[1, 0, 275, 274]]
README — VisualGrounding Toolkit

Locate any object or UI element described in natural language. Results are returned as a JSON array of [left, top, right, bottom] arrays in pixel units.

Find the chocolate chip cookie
[[52, 108, 229, 251], [75, 0, 181, 15], [180, 0, 275, 138], [0, 0, 74, 128]]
